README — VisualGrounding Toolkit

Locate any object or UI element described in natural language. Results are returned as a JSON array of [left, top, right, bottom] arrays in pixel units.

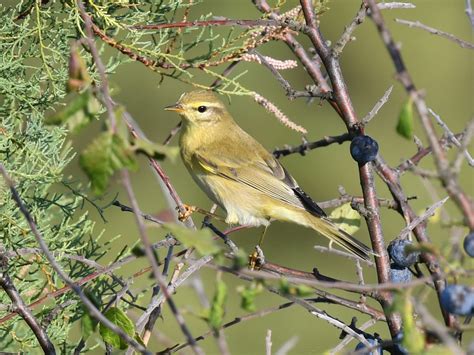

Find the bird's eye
[[197, 106, 207, 113]]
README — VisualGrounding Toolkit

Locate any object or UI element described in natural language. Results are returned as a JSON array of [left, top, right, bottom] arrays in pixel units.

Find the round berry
[[350, 135, 379, 165], [463, 232, 474, 257], [440, 285, 474, 316], [389, 264, 412, 283], [355, 338, 382, 355], [388, 239, 420, 267]]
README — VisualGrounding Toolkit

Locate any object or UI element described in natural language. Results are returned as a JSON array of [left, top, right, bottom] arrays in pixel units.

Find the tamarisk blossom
[[253, 93, 307, 134], [240, 53, 297, 70]]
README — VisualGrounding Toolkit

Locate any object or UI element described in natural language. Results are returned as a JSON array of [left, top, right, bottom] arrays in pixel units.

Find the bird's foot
[[177, 204, 197, 222], [248, 245, 265, 271]]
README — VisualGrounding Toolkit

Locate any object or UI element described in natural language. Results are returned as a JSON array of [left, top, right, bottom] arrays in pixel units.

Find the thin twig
[[134, 255, 212, 332], [453, 119, 474, 173], [313, 246, 374, 267], [161, 301, 296, 353], [361, 86, 393, 125], [266, 329, 272, 355], [429, 109, 474, 167], [395, 18, 474, 50], [398, 196, 449, 239], [274, 336, 299, 355], [467, 0, 474, 28], [329, 319, 377, 354], [332, 3, 368, 58]]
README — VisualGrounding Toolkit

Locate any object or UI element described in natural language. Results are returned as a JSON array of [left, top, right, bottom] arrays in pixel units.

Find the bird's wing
[[194, 146, 326, 217]]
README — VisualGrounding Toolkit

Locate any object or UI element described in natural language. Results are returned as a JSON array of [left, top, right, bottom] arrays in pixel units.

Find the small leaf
[[396, 98, 414, 139], [133, 137, 179, 162], [81, 313, 97, 340], [238, 282, 263, 312], [279, 279, 314, 297], [208, 279, 227, 329], [162, 223, 220, 255], [99, 307, 135, 350], [46, 92, 100, 133], [329, 203, 361, 235], [80, 132, 138, 195]]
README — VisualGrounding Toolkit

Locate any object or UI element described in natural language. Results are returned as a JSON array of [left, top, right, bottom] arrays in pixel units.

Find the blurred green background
[[68, 1, 473, 353]]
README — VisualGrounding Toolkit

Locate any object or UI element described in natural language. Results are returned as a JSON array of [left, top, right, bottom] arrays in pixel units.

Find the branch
[[0, 254, 56, 354], [395, 18, 474, 50], [273, 133, 351, 158]]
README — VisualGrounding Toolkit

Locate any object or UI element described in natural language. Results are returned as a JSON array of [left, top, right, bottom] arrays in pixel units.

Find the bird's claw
[[248, 245, 265, 271], [177, 204, 197, 221]]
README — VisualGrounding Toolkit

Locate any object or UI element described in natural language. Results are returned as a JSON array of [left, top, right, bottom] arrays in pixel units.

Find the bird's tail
[[304, 213, 373, 261]]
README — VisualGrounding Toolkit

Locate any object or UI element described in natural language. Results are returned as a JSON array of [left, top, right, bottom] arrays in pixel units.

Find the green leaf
[[99, 307, 135, 350], [162, 223, 220, 255], [81, 313, 97, 340], [279, 279, 314, 297], [79, 132, 138, 195], [238, 282, 263, 312], [208, 279, 227, 329], [396, 98, 414, 139], [132, 137, 179, 162], [329, 203, 361, 235], [46, 91, 100, 133], [392, 293, 425, 353]]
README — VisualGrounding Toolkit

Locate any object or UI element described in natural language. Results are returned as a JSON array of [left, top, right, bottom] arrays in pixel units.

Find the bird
[[165, 90, 373, 262]]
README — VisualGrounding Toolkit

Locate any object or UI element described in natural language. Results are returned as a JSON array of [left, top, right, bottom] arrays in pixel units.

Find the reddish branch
[[132, 19, 282, 30], [298, 0, 401, 336]]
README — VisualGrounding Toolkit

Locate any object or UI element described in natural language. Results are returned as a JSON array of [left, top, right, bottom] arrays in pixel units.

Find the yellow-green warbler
[[165, 90, 372, 261]]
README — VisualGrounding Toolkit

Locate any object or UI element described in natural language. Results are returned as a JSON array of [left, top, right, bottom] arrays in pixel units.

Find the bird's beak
[[164, 103, 184, 113]]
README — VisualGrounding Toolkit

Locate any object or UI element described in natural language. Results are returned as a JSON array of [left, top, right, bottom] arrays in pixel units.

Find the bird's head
[[164, 90, 229, 125]]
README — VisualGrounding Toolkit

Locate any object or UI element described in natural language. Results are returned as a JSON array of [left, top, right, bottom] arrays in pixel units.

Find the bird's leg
[[249, 224, 269, 270], [177, 204, 225, 222]]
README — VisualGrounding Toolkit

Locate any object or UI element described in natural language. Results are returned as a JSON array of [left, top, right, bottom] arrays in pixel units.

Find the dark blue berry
[[350, 135, 379, 165], [388, 239, 420, 267], [440, 285, 474, 316], [355, 338, 382, 355], [463, 232, 474, 257], [389, 264, 412, 283]]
